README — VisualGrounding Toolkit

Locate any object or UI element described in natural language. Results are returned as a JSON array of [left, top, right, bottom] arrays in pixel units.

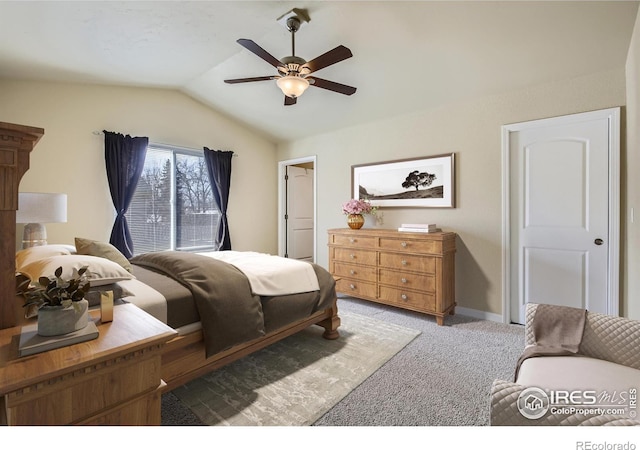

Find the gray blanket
[[131, 251, 265, 357], [514, 303, 587, 381]]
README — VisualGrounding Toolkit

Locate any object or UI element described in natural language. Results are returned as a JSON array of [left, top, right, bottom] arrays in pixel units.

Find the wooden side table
[[0, 303, 176, 425]]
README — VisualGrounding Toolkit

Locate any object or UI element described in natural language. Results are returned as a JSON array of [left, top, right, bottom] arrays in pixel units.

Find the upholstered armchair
[[490, 303, 640, 426]]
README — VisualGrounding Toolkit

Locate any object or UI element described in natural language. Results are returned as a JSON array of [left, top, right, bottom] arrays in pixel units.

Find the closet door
[[504, 108, 620, 324]]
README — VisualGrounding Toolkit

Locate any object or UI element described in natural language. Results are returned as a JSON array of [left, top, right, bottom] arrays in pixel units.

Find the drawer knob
[[350, 254, 355, 259], [401, 242, 407, 248], [350, 269, 356, 275], [401, 278, 407, 284], [401, 259, 407, 265], [349, 284, 356, 290], [349, 238, 355, 243], [401, 294, 408, 300]]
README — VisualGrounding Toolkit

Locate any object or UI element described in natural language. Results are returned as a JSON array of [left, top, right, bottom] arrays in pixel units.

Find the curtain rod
[[92, 131, 237, 156]]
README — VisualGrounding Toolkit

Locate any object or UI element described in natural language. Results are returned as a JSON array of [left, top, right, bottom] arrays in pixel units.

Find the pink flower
[[342, 199, 376, 215]]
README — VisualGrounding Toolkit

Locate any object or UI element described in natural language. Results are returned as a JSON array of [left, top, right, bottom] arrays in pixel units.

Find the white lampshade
[[276, 75, 310, 98], [16, 192, 67, 248]]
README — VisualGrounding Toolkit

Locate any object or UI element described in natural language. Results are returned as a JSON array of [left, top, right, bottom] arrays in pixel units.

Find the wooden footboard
[[161, 302, 340, 391]]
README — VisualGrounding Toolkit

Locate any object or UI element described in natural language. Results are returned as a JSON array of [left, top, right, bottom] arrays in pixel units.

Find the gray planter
[[37, 299, 89, 337]]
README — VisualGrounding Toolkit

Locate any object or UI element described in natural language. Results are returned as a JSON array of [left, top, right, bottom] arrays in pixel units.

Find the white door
[[286, 165, 314, 261], [504, 108, 620, 324]]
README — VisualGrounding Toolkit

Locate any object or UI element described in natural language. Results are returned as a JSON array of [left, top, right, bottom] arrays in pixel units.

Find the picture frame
[[351, 153, 455, 208]]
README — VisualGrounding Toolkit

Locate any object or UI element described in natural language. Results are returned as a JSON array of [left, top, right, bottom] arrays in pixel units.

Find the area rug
[[170, 311, 421, 426]]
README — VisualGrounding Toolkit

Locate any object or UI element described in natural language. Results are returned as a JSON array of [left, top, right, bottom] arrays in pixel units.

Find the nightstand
[[0, 303, 176, 425]]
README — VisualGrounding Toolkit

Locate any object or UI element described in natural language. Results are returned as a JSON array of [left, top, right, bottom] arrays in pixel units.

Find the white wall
[[3, 58, 635, 320], [0, 80, 279, 255], [625, 8, 640, 320], [278, 69, 626, 317]]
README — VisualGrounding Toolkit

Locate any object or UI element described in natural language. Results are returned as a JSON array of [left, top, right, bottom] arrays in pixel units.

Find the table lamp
[[16, 192, 68, 248]]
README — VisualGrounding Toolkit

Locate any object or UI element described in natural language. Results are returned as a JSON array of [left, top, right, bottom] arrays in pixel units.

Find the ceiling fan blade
[[237, 39, 284, 69], [302, 45, 353, 73], [224, 76, 275, 84], [308, 77, 357, 96], [284, 96, 297, 106]]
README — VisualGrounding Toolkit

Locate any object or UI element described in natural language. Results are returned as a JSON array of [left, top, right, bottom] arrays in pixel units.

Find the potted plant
[[16, 266, 91, 336], [342, 199, 377, 229]]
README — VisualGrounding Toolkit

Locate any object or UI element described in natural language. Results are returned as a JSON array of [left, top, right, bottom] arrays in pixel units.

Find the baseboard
[[456, 306, 504, 323]]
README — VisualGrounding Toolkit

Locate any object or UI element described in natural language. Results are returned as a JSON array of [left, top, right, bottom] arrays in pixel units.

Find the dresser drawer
[[378, 286, 436, 311], [330, 233, 376, 248], [332, 247, 377, 266], [378, 269, 435, 292], [335, 278, 377, 298], [379, 252, 436, 273], [379, 237, 442, 254], [333, 262, 376, 282]]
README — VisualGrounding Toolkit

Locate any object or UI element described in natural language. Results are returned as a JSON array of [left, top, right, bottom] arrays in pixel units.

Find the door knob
[[594, 238, 604, 246]]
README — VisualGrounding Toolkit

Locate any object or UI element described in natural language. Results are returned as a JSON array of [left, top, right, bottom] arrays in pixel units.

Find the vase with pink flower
[[341, 199, 377, 229]]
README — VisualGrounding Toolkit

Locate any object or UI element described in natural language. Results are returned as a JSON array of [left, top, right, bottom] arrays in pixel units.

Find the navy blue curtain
[[104, 130, 148, 258], [203, 148, 233, 251]]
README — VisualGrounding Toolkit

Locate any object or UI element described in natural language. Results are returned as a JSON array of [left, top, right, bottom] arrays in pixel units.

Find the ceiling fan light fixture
[[276, 75, 309, 98], [225, 9, 356, 104]]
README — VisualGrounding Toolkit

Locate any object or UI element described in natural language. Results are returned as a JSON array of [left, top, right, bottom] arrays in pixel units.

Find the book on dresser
[[398, 223, 440, 233], [397, 227, 442, 233], [400, 223, 437, 229], [328, 228, 456, 326]]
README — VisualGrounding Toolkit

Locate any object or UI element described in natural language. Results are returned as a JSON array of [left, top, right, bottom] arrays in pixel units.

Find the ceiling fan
[[224, 9, 357, 106]]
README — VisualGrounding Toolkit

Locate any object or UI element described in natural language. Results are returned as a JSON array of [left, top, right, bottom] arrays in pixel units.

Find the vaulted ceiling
[[0, 1, 637, 142]]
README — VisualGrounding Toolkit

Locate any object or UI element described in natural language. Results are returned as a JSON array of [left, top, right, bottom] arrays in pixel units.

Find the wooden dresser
[[328, 228, 456, 325], [0, 304, 176, 425]]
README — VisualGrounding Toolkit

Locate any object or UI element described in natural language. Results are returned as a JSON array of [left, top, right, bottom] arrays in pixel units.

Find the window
[[126, 145, 220, 255]]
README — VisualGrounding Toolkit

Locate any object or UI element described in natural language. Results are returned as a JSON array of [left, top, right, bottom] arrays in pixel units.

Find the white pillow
[[15, 244, 76, 270], [18, 254, 135, 287]]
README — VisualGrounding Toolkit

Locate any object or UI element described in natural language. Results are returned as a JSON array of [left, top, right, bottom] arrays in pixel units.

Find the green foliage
[[17, 266, 91, 310]]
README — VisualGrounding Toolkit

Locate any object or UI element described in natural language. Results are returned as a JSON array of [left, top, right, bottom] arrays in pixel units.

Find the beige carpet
[[170, 311, 421, 426]]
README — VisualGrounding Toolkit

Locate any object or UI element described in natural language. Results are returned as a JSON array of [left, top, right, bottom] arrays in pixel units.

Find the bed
[[13, 241, 341, 391]]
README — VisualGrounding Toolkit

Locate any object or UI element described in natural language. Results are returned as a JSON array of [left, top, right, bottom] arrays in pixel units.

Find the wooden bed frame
[[162, 305, 340, 391], [0, 122, 44, 330], [0, 121, 341, 399]]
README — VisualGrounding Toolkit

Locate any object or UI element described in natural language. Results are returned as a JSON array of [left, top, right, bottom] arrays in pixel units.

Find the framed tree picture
[[352, 153, 455, 208]]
